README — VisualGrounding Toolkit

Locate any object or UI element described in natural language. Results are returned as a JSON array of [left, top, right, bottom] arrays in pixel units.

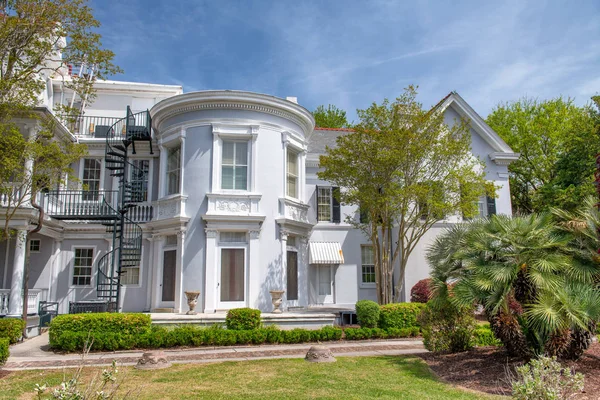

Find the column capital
[[205, 229, 218, 239], [249, 230, 261, 240]]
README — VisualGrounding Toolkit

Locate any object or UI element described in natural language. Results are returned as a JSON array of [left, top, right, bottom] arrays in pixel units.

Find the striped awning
[[309, 242, 344, 264]]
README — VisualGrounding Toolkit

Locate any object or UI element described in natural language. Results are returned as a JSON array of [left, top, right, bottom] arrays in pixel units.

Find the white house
[[0, 74, 517, 322]]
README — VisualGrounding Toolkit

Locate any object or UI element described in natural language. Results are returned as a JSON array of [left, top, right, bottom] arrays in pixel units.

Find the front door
[[161, 250, 177, 307], [217, 248, 246, 309], [317, 265, 334, 304]]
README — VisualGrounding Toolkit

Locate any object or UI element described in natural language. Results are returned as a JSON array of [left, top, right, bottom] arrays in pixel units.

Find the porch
[[150, 306, 355, 330]]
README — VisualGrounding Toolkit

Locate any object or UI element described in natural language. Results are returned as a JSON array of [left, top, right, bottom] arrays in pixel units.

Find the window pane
[[287, 176, 297, 198], [317, 187, 332, 222], [235, 142, 248, 165], [82, 159, 102, 201], [122, 267, 140, 285], [318, 267, 331, 295], [222, 166, 234, 189], [361, 246, 375, 284], [221, 249, 245, 301], [234, 166, 247, 190], [287, 150, 297, 176], [131, 160, 149, 201], [72, 248, 93, 286], [222, 141, 234, 164]]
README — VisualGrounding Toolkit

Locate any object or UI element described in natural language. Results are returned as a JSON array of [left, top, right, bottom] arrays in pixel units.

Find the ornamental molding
[[150, 91, 315, 136], [206, 193, 262, 216], [489, 152, 520, 166], [279, 197, 310, 224]]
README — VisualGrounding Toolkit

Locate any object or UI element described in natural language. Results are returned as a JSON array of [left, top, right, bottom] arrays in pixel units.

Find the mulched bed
[[418, 342, 600, 399]]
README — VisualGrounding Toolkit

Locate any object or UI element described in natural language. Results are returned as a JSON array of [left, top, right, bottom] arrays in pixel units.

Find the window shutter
[[332, 187, 341, 223], [315, 186, 320, 220], [486, 196, 497, 216], [359, 204, 369, 223]]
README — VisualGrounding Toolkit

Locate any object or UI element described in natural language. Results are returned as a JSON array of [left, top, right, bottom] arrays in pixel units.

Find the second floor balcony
[[59, 114, 123, 138]]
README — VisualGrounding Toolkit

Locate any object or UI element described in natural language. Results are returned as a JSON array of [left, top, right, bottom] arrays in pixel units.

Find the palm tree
[[427, 204, 600, 359]]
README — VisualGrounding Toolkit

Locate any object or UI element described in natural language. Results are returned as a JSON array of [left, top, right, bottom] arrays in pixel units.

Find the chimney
[[286, 96, 298, 104]]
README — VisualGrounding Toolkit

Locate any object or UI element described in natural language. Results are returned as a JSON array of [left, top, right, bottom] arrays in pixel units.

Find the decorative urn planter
[[184, 291, 200, 315], [269, 290, 285, 314]]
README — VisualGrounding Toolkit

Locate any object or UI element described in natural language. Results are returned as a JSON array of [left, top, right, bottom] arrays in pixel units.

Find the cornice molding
[[150, 91, 315, 136]]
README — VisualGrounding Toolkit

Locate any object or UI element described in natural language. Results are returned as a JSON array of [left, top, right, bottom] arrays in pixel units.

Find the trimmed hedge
[[0, 338, 8, 366], [355, 300, 380, 328], [379, 303, 426, 330], [344, 326, 419, 340], [50, 324, 346, 352], [49, 313, 151, 349], [0, 318, 25, 344], [226, 308, 261, 330]]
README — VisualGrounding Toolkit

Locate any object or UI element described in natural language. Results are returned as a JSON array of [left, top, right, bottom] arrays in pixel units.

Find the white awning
[[309, 242, 344, 264]]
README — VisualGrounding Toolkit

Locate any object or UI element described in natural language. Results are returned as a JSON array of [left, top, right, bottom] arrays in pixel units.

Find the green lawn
[[0, 356, 497, 399]]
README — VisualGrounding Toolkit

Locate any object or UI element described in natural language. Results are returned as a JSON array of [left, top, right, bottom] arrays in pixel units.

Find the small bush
[[474, 324, 502, 347], [344, 326, 418, 340], [379, 303, 426, 330], [0, 318, 25, 344], [355, 300, 380, 328], [410, 278, 432, 303], [418, 301, 476, 353], [0, 338, 8, 365], [225, 308, 261, 330], [511, 356, 584, 399]]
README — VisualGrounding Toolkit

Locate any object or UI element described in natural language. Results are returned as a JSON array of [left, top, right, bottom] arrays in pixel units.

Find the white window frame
[[80, 158, 104, 202], [360, 245, 376, 287], [211, 124, 258, 194], [130, 158, 152, 202], [166, 145, 181, 196], [286, 148, 299, 199], [69, 246, 97, 288], [317, 187, 333, 222], [221, 140, 249, 191], [29, 239, 41, 253]]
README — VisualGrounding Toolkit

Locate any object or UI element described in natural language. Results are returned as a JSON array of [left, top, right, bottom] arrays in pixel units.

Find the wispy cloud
[[89, 0, 600, 119]]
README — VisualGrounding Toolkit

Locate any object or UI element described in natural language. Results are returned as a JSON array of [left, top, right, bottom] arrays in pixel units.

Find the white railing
[[0, 289, 8, 315], [0, 289, 47, 315]]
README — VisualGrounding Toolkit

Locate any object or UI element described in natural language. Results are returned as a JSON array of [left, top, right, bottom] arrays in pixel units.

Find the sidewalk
[[4, 333, 426, 371]]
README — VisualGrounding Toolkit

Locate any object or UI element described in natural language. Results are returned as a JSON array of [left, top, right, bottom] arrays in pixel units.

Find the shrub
[[355, 300, 380, 328], [418, 301, 476, 353], [378, 303, 426, 330], [0, 338, 8, 365], [474, 324, 502, 347], [410, 278, 432, 303], [511, 356, 584, 399], [343, 326, 418, 340], [0, 318, 25, 344], [225, 308, 261, 330]]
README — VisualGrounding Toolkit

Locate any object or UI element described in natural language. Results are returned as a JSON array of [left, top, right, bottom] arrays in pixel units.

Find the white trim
[[68, 245, 98, 289]]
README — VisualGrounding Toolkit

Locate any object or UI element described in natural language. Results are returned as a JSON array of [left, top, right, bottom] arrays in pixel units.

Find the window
[[82, 159, 102, 201], [166, 146, 181, 195], [361, 246, 376, 284], [222, 141, 248, 190], [220, 232, 247, 243], [29, 239, 40, 253], [286, 149, 298, 198], [131, 159, 150, 202], [418, 181, 445, 220], [121, 267, 140, 285], [316, 186, 340, 223], [72, 248, 93, 286]]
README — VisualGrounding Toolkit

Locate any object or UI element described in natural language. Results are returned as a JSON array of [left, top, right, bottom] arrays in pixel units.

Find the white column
[[150, 236, 164, 311], [204, 229, 218, 313], [248, 229, 261, 309], [174, 230, 185, 313], [8, 230, 27, 316], [47, 238, 62, 302], [144, 236, 154, 311], [280, 229, 288, 309], [298, 236, 309, 306]]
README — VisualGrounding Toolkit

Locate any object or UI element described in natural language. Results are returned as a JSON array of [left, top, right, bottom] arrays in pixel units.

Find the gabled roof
[[434, 91, 515, 154]]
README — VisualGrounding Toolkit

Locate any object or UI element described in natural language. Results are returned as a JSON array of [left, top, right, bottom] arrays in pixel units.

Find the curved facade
[[149, 91, 315, 312]]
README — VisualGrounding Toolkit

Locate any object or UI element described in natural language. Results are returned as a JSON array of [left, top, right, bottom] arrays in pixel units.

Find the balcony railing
[[59, 115, 122, 138], [43, 190, 119, 220], [0, 288, 46, 315], [128, 203, 153, 223]]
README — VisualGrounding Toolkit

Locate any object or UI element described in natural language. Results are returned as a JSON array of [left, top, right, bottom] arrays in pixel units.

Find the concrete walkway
[[4, 333, 426, 371]]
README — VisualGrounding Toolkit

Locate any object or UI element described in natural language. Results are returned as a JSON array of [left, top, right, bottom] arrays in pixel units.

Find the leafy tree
[[486, 97, 597, 214], [427, 200, 600, 359], [312, 104, 349, 128], [0, 0, 119, 334], [318, 86, 493, 304]]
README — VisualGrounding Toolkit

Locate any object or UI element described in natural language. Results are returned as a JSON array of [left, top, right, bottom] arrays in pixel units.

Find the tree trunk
[[21, 193, 43, 339]]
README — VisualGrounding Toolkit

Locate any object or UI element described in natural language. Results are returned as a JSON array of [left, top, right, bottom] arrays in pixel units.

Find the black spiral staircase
[[44, 107, 152, 311]]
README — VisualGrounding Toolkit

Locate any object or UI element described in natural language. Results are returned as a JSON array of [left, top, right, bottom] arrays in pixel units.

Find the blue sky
[[91, 0, 600, 121]]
